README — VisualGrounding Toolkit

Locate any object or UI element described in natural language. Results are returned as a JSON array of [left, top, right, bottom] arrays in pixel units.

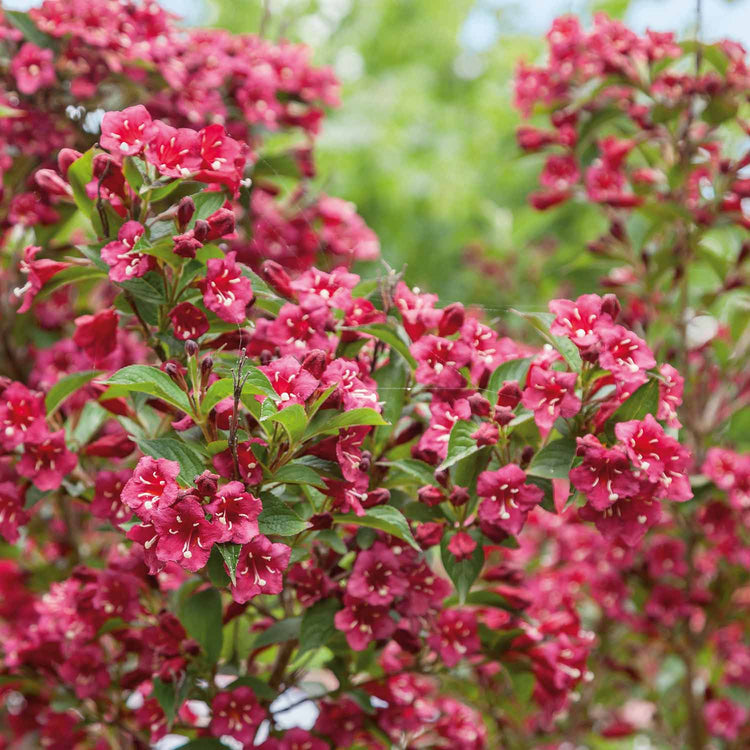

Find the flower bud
[[34, 168, 72, 197], [449, 486, 470, 507], [493, 405, 514, 426], [177, 196, 195, 229], [200, 355, 214, 390], [471, 422, 499, 447], [194, 470, 219, 497], [260, 260, 294, 298], [438, 303, 465, 336], [520, 445, 535, 469], [737, 241, 750, 266], [308, 512, 333, 530], [414, 522, 444, 550], [468, 392, 491, 417], [172, 231, 201, 259], [184, 340, 199, 358], [259, 349, 273, 366], [193, 219, 209, 243], [301, 349, 327, 379], [57, 148, 83, 178], [418, 485, 444, 507], [434, 469, 449, 487], [609, 220, 626, 242], [362, 488, 389, 508], [497, 382, 522, 409], [165, 362, 188, 392], [358, 451, 372, 473], [393, 626, 423, 653], [206, 207, 236, 239], [601, 293, 621, 321]]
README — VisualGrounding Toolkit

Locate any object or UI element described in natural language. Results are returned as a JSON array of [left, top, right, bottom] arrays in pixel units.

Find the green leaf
[[253, 152, 301, 180], [70, 400, 108, 447], [268, 404, 307, 444], [332, 505, 419, 551], [351, 323, 417, 368], [604, 379, 660, 440], [487, 357, 533, 394], [440, 530, 484, 604], [437, 420, 479, 471], [137, 438, 206, 485], [217, 543, 242, 586], [269, 463, 326, 490], [67, 149, 96, 218], [173, 739, 229, 750], [4, 10, 55, 48], [191, 191, 226, 224], [36, 266, 107, 299], [306, 407, 388, 438], [118, 272, 167, 304], [206, 546, 230, 587], [526, 475, 555, 513], [258, 493, 309, 537], [511, 310, 582, 372], [122, 157, 146, 192], [46, 370, 102, 414], [527, 438, 577, 479], [253, 616, 302, 649], [299, 598, 342, 654], [107, 365, 191, 413], [241, 367, 278, 400], [202, 378, 233, 414], [384, 459, 437, 486], [152, 677, 178, 724], [177, 587, 223, 665], [147, 178, 184, 202]]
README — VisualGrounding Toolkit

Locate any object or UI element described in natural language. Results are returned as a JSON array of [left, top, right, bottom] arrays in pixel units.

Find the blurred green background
[[194, 0, 746, 310]]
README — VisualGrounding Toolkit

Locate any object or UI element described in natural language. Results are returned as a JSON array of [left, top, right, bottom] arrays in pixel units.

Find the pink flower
[[347, 542, 408, 606], [212, 439, 265, 485], [703, 698, 747, 741], [615, 414, 692, 501], [100, 105, 157, 157], [144, 120, 202, 178], [12, 43, 56, 95], [121, 456, 180, 521], [210, 686, 266, 745], [199, 251, 253, 324], [230, 535, 291, 603], [73, 309, 119, 365], [15, 245, 69, 313], [91, 469, 132, 527], [657, 363, 684, 428], [168, 302, 209, 341], [101, 221, 154, 282], [416, 398, 471, 462], [17, 430, 77, 491], [197, 124, 248, 191], [447, 531, 477, 561], [334, 594, 397, 650], [549, 294, 611, 348], [521, 365, 581, 437], [598, 324, 655, 378], [540, 154, 579, 190], [578, 491, 662, 546], [569, 435, 639, 510], [427, 609, 480, 667], [477, 464, 544, 538], [0, 482, 29, 543], [259, 355, 319, 408], [411, 335, 472, 389], [153, 498, 222, 572], [0, 382, 47, 449], [205, 481, 262, 544]]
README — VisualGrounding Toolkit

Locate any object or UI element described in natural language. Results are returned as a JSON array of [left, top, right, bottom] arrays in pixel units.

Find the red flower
[[0, 382, 46, 449], [101, 221, 154, 282], [210, 685, 266, 745], [540, 154, 580, 190], [427, 609, 480, 667], [598, 324, 655, 379], [703, 698, 747, 741], [73, 309, 119, 365], [205, 481, 262, 544], [212, 439, 265, 485], [578, 490, 662, 546], [168, 302, 209, 341], [447, 531, 477, 561], [334, 594, 397, 650], [477, 464, 544, 537], [100, 105, 156, 157], [15, 245, 69, 313], [229, 535, 291, 603], [17, 430, 77, 491], [411, 335, 472, 389], [199, 251, 253, 324], [521, 365, 581, 437], [0, 482, 29, 543], [569, 435, 639, 510], [121, 456, 180, 521], [347, 542, 408, 606], [259, 355, 319, 408], [144, 120, 202, 178], [153, 497, 222, 572], [12, 43, 56, 95], [91, 469, 132, 527], [549, 294, 612, 348]]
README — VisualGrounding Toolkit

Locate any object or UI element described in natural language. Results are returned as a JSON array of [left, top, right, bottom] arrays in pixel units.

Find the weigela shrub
[[514, 11, 750, 747]]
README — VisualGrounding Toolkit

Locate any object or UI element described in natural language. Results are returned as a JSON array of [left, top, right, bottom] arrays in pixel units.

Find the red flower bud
[[471, 422, 499, 447], [449, 486, 470, 507], [362, 488, 389, 508], [260, 260, 294, 298], [177, 196, 195, 229], [493, 406, 514, 426], [193, 219, 209, 243], [497, 382, 522, 409], [308, 512, 333, 530], [184, 340, 199, 358], [194, 470, 219, 497], [206, 207, 235, 239], [601, 293, 621, 320], [414, 521, 444, 550], [57, 148, 82, 178], [301, 349, 327, 379], [34, 168, 72, 197], [418, 485, 444, 507], [468, 392, 491, 417], [438, 303, 465, 336]]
